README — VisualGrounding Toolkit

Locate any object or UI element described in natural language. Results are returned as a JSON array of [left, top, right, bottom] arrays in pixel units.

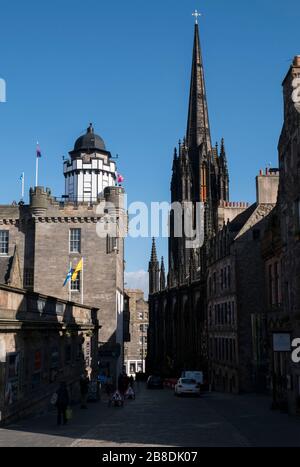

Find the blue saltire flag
[[63, 267, 73, 287], [36, 142, 42, 158]]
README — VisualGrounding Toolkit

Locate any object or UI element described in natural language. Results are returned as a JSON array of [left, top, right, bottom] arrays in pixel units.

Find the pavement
[[1, 383, 300, 447]]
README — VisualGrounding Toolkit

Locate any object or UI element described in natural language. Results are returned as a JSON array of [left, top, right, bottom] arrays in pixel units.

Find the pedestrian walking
[[56, 382, 69, 426], [80, 372, 90, 408], [129, 375, 135, 387]]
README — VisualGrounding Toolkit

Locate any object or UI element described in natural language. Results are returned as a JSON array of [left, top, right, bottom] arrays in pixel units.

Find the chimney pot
[[293, 56, 300, 67]]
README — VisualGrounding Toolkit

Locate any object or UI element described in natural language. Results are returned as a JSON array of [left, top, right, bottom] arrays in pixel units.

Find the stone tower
[[168, 22, 230, 288], [63, 123, 117, 202]]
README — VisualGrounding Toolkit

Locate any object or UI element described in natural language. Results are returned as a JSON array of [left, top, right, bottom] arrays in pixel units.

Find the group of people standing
[[53, 371, 135, 424]]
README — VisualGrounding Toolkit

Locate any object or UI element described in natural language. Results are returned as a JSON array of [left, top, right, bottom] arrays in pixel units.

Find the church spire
[[150, 237, 158, 262], [148, 238, 160, 295], [186, 22, 212, 152]]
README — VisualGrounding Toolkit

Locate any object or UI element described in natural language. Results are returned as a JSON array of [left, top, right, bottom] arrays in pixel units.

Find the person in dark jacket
[[56, 382, 69, 425]]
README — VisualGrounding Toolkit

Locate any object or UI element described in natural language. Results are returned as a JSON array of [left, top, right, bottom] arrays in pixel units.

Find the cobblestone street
[[1, 384, 300, 447]]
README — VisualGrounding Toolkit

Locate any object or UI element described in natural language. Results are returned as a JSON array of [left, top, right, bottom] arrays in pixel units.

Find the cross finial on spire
[[192, 9, 202, 24]]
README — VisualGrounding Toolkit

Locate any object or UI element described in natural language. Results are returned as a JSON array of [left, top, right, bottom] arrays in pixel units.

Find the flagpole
[[69, 261, 71, 302], [35, 156, 39, 187], [21, 172, 25, 199], [81, 258, 84, 305]]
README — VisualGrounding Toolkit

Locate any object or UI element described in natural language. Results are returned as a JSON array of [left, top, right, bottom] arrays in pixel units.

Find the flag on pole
[[19, 173, 24, 181], [72, 259, 83, 281], [63, 267, 73, 287], [117, 173, 124, 184], [36, 142, 42, 158]]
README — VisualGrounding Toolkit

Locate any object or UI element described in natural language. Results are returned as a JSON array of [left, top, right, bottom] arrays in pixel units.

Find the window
[[225, 339, 229, 361], [139, 336, 147, 345], [140, 324, 144, 332], [231, 302, 235, 326], [24, 268, 34, 288], [130, 362, 136, 374], [71, 272, 80, 291], [137, 362, 143, 372], [0, 231, 9, 255], [106, 235, 118, 254], [70, 228, 81, 253], [138, 312, 143, 320]]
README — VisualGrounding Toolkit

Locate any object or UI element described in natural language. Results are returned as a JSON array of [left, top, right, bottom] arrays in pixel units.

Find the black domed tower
[[64, 123, 117, 202]]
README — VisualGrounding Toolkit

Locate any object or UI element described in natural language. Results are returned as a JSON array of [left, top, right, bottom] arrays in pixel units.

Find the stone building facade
[[262, 55, 300, 414], [207, 170, 279, 394], [124, 289, 148, 376], [0, 125, 126, 383], [0, 283, 99, 425]]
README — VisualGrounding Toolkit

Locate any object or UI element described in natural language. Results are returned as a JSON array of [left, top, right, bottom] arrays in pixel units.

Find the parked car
[[174, 378, 201, 396], [147, 375, 164, 389], [181, 371, 203, 385]]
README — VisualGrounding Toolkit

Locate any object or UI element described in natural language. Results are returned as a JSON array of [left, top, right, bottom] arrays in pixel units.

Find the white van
[[181, 371, 204, 385]]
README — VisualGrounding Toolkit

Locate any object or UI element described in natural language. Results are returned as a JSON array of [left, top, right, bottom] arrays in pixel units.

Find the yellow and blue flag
[[63, 267, 73, 287], [72, 259, 83, 281]]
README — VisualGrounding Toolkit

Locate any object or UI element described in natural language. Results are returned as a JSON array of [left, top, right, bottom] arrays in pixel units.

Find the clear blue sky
[[0, 0, 299, 289]]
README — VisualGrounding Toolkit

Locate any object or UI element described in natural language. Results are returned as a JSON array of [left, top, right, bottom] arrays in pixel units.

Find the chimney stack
[[256, 170, 279, 204]]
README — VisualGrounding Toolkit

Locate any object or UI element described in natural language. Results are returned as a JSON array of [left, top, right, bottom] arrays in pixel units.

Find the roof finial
[[87, 123, 94, 133], [192, 9, 202, 24]]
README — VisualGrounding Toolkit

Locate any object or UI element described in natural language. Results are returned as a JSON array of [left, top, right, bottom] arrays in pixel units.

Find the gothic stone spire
[[186, 23, 212, 152], [148, 238, 160, 295]]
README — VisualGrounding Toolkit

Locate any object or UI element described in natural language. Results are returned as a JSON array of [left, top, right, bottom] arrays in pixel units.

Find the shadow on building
[[0, 284, 99, 425]]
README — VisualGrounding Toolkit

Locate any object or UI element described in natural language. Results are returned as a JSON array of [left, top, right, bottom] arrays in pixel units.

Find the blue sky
[[0, 0, 299, 295]]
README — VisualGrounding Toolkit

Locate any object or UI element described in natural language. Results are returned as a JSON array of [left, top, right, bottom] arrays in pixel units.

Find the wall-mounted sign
[[273, 333, 291, 352]]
